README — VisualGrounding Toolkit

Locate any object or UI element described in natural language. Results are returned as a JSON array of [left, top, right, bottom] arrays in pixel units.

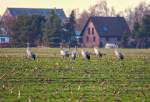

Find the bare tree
[[76, 10, 90, 31], [124, 1, 148, 31], [110, 7, 116, 16], [89, 0, 110, 16], [124, 8, 135, 31]]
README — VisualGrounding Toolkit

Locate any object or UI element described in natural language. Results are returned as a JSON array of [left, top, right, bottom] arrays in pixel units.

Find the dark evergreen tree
[[30, 15, 45, 45], [121, 33, 130, 48], [65, 10, 76, 46], [42, 10, 62, 47], [10, 14, 32, 46], [10, 14, 45, 47], [141, 15, 150, 47], [132, 15, 150, 48]]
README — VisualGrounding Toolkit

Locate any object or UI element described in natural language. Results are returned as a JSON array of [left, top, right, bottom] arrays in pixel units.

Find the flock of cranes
[[26, 43, 124, 60]]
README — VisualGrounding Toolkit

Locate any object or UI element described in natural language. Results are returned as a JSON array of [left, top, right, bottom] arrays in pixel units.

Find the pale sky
[[0, 0, 149, 16]]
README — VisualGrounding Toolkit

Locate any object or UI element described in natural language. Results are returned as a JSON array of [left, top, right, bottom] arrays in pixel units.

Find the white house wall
[[101, 37, 119, 46], [0, 37, 10, 43]]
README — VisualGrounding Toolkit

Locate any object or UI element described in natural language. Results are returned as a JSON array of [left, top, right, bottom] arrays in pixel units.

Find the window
[[88, 28, 90, 34], [104, 27, 108, 31], [86, 36, 89, 42], [92, 28, 94, 34], [1, 38, 5, 43], [93, 36, 96, 42], [102, 26, 108, 32]]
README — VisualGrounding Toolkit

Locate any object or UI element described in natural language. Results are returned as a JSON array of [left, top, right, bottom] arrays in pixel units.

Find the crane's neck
[[81, 49, 85, 53], [27, 43, 31, 51], [27, 45, 30, 49], [75, 46, 77, 51], [27, 47, 31, 52], [27, 43, 30, 48], [68, 45, 70, 51], [114, 49, 119, 54], [94, 47, 97, 50]]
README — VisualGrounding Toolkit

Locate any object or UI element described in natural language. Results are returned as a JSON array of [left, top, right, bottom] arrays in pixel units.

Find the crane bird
[[114, 49, 124, 60], [71, 46, 78, 60], [81, 49, 90, 60], [93, 47, 102, 58], [60, 45, 70, 58], [26, 43, 36, 60]]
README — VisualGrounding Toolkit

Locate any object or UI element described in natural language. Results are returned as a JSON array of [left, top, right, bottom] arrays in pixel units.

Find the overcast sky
[[0, 0, 149, 16]]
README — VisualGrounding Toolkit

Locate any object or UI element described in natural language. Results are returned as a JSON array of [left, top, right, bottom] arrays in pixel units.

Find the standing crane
[[26, 43, 36, 60], [81, 49, 90, 60], [71, 46, 78, 60], [60, 45, 70, 58], [114, 49, 124, 60], [93, 47, 102, 58]]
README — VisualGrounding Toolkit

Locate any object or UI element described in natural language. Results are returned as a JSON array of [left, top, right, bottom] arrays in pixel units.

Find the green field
[[0, 48, 150, 102]]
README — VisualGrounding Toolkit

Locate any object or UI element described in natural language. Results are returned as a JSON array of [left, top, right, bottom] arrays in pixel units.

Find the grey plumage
[[71, 46, 78, 60], [94, 47, 102, 58], [71, 51, 77, 60], [81, 49, 90, 60], [114, 49, 124, 60], [60, 45, 70, 58], [26, 43, 36, 60]]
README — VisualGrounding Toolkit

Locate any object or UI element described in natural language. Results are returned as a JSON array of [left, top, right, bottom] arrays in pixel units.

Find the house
[[1, 8, 67, 33], [81, 16, 131, 48], [0, 34, 10, 44], [2, 7, 66, 21], [0, 28, 10, 47]]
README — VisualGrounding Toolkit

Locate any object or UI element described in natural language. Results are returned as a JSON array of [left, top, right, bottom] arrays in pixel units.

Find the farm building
[[81, 16, 131, 48], [0, 27, 10, 47], [0, 34, 10, 47], [1, 8, 67, 34], [2, 8, 66, 22]]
